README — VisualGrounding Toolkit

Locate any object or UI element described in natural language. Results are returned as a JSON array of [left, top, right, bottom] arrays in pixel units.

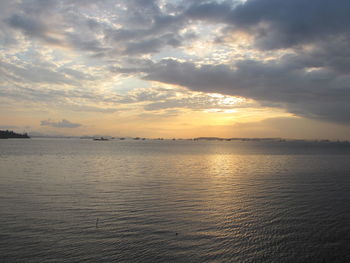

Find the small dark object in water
[[93, 137, 109, 141], [96, 218, 99, 228], [175, 232, 178, 236]]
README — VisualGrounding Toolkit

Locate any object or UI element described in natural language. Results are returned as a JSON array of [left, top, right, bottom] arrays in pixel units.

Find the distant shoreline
[[19, 135, 350, 145], [0, 130, 30, 139]]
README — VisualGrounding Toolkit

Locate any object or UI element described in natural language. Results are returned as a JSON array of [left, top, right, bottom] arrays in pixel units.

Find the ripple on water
[[0, 139, 349, 262]]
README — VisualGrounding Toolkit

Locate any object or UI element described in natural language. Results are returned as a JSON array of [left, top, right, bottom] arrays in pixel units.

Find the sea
[[0, 138, 349, 263]]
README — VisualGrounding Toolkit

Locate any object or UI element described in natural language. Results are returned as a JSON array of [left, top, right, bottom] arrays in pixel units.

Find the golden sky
[[1, 0, 350, 139]]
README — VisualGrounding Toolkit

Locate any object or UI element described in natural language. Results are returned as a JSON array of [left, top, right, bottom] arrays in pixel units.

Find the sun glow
[[208, 93, 246, 106]]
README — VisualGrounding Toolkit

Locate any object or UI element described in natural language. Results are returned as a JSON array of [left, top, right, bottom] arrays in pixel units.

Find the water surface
[[0, 139, 349, 262]]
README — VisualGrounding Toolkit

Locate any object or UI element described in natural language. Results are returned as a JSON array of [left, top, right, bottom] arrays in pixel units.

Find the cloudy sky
[[1, 0, 350, 139]]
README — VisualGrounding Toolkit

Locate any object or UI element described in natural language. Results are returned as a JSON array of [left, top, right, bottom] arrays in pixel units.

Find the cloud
[[2, 0, 190, 57], [227, 0, 350, 50], [123, 34, 182, 55], [126, 87, 178, 102], [111, 86, 254, 112], [0, 61, 80, 85], [144, 58, 350, 124], [2, 0, 350, 130], [40, 119, 82, 128], [186, 1, 232, 22], [4, 0, 350, 57], [6, 14, 63, 45], [185, 0, 350, 50], [231, 117, 350, 140], [143, 93, 252, 111]]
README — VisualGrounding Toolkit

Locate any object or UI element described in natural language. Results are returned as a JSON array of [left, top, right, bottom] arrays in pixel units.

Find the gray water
[[0, 139, 349, 262]]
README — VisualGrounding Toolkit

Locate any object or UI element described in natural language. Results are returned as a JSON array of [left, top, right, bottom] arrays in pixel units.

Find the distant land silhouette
[[0, 130, 30, 139]]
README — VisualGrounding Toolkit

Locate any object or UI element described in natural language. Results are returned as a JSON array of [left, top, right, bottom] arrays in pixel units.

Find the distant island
[[0, 130, 30, 139], [194, 137, 282, 141]]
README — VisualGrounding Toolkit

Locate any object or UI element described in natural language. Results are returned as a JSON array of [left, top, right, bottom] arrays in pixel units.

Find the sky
[[1, 0, 350, 139]]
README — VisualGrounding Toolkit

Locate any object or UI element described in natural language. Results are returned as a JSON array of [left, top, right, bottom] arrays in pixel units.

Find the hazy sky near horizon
[[1, 0, 350, 139]]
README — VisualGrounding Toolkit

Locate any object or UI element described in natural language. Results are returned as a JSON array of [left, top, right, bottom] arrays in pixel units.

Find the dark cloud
[[65, 33, 106, 53], [8, 14, 47, 37], [125, 38, 170, 55], [144, 58, 350, 124], [186, 1, 231, 22], [4, 0, 350, 56], [227, 0, 350, 50], [185, 0, 350, 50], [124, 34, 182, 55], [104, 12, 187, 55], [127, 0, 350, 125], [1, 0, 194, 57], [5, 0, 63, 45], [40, 119, 82, 128], [2, 0, 350, 127]]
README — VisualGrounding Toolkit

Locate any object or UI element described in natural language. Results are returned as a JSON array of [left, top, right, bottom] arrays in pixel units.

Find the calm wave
[[0, 139, 349, 262]]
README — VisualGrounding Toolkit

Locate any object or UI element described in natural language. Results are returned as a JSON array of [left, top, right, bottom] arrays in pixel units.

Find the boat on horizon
[[93, 137, 109, 141]]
